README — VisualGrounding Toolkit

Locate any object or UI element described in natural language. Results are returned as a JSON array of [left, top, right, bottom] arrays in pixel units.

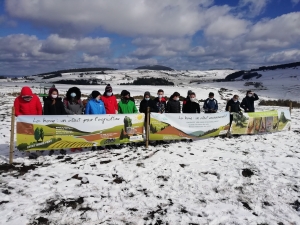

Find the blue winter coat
[[85, 99, 106, 114], [203, 98, 218, 112]]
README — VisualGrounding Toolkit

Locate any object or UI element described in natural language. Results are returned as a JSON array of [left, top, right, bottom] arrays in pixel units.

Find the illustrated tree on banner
[[40, 128, 44, 141], [34, 127, 41, 142], [124, 116, 132, 134], [233, 113, 248, 128]]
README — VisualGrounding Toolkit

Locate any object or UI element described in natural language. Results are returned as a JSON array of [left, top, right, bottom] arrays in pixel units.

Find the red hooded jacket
[[14, 87, 43, 116], [101, 95, 118, 114]]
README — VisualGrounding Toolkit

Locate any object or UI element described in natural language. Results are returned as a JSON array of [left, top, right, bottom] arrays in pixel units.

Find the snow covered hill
[[0, 66, 300, 224]]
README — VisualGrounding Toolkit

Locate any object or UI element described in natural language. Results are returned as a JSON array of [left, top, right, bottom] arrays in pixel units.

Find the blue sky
[[0, 0, 299, 75]]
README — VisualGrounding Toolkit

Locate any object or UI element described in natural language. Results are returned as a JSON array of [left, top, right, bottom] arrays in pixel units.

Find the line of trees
[[120, 78, 174, 86]]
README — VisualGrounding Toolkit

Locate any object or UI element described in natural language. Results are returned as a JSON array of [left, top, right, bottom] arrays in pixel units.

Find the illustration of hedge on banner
[[149, 112, 230, 141], [16, 114, 145, 151], [230, 110, 291, 135]]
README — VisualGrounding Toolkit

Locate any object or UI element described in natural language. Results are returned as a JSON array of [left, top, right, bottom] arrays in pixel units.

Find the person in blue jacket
[[203, 92, 218, 113], [85, 91, 106, 114]]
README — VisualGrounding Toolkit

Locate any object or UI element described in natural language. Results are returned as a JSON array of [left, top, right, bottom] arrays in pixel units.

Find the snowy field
[[0, 70, 300, 224]]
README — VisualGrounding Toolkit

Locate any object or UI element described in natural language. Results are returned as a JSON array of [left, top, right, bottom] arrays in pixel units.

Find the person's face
[[97, 95, 101, 100], [158, 91, 164, 96], [124, 94, 130, 99], [145, 95, 150, 99], [52, 91, 58, 96], [190, 94, 196, 99], [173, 95, 180, 100], [209, 95, 214, 98], [233, 96, 239, 101]]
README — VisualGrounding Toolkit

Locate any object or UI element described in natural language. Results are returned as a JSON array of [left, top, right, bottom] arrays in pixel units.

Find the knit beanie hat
[[187, 90, 193, 96], [144, 91, 150, 97], [173, 92, 180, 97], [105, 84, 112, 92], [121, 90, 130, 96], [91, 91, 101, 99], [48, 88, 58, 96]]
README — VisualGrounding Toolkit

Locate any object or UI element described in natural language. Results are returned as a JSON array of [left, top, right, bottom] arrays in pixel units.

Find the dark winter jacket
[[154, 97, 167, 113], [43, 97, 66, 115], [182, 96, 190, 113], [240, 94, 259, 112], [226, 99, 241, 113], [64, 99, 84, 115], [183, 100, 200, 113], [85, 99, 106, 115], [166, 99, 181, 113], [139, 99, 158, 113], [203, 98, 218, 113], [64, 87, 84, 115]]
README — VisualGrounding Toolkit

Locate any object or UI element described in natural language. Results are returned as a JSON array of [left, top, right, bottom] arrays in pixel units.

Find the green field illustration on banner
[[16, 114, 145, 151], [231, 110, 291, 135], [149, 112, 230, 141]]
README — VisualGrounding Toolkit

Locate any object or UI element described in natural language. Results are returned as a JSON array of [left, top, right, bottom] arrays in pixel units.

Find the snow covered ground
[[0, 75, 300, 224]]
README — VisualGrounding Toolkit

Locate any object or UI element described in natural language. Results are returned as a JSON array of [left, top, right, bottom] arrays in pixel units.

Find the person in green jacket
[[118, 90, 138, 114]]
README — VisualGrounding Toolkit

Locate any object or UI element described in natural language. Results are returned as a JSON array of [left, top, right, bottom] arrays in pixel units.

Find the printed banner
[[149, 112, 230, 141], [231, 110, 291, 135], [16, 114, 145, 151]]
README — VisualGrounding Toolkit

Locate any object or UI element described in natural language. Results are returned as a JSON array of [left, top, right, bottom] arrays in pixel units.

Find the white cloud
[[5, 0, 213, 37], [40, 34, 111, 55], [265, 49, 300, 63], [204, 15, 250, 38], [249, 12, 300, 44], [0, 34, 112, 74], [291, 0, 300, 5], [132, 38, 190, 57], [239, 0, 270, 16]]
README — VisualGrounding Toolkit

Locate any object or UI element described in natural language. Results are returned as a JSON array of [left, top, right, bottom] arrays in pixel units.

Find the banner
[[16, 114, 145, 151], [149, 112, 230, 141], [231, 110, 291, 135]]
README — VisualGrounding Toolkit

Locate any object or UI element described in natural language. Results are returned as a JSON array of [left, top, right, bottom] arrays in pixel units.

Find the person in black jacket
[[43, 87, 66, 115], [226, 95, 242, 126], [153, 89, 167, 113], [240, 90, 259, 112], [139, 91, 157, 113], [182, 92, 200, 113], [203, 92, 218, 113], [43, 87, 67, 156], [166, 92, 181, 113], [182, 90, 193, 113]]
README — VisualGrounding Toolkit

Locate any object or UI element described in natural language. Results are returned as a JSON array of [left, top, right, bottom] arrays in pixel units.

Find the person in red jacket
[[101, 84, 118, 114], [14, 86, 42, 116]]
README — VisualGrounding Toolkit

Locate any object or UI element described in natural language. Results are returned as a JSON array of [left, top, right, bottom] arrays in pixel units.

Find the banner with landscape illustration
[[149, 112, 230, 141], [230, 110, 291, 135], [16, 114, 145, 151]]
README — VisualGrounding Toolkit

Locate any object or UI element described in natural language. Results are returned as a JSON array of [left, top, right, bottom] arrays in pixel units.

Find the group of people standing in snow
[[14, 85, 259, 156], [14, 84, 259, 118]]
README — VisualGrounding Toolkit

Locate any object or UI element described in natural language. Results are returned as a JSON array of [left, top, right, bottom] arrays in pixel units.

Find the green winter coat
[[118, 100, 138, 114]]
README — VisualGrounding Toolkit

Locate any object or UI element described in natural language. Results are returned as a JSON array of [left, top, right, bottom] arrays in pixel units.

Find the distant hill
[[225, 61, 300, 81], [135, 65, 174, 71], [33, 67, 117, 76]]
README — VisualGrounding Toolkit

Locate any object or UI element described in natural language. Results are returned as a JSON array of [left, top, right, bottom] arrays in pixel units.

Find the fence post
[[146, 107, 150, 148], [289, 102, 292, 131], [226, 106, 231, 138], [9, 107, 15, 164]]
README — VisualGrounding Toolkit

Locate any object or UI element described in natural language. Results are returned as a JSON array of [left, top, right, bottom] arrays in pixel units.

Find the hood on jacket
[[20, 86, 33, 96], [48, 87, 59, 97], [66, 87, 81, 101]]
